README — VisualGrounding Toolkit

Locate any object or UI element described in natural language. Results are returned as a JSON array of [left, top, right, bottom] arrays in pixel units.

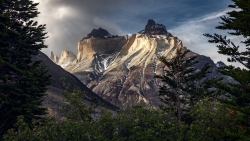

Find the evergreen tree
[[204, 0, 250, 139], [156, 47, 210, 122], [0, 0, 50, 136]]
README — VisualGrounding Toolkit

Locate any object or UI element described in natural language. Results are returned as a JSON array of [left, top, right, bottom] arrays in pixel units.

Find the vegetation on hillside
[[204, 0, 250, 139], [156, 47, 211, 122], [1, 0, 250, 140]]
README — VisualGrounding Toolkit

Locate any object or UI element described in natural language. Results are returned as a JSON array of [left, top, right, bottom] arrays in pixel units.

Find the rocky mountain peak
[[145, 19, 157, 30], [50, 51, 54, 60], [57, 50, 76, 67], [83, 27, 118, 39], [139, 19, 167, 35], [50, 51, 59, 63], [216, 61, 226, 68], [50, 19, 221, 108]]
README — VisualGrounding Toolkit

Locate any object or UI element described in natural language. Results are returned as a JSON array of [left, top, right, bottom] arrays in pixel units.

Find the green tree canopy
[[0, 0, 50, 136], [204, 0, 250, 68], [156, 47, 211, 122]]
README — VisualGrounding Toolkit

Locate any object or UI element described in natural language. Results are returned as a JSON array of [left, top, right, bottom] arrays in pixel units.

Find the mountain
[[50, 51, 59, 63], [51, 19, 221, 108], [139, 19, 168, 35], [33, 52, 119, 117], [216, 61, 226, 68], [83, 27, 119, 39]]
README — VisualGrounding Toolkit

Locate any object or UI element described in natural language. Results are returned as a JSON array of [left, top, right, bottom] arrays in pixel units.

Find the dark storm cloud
[[35, 0, 128, 56]]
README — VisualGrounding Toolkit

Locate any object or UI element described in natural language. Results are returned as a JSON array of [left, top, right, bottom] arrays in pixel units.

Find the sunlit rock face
[[52, 20, 219, 108], [57, 50, 76, 68]]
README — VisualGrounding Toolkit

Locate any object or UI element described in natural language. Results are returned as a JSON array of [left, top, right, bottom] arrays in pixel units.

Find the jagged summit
[[216, 61, 226, 68], [139, 19, 168, 35], [50, 19, 221, 108], [50, 51, 59, 64], [83, 27, 118, 39]]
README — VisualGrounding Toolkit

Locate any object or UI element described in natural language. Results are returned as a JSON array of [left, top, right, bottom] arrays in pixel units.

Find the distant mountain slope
[[51, 19, 223, 108], [33, 52, 119, 116]]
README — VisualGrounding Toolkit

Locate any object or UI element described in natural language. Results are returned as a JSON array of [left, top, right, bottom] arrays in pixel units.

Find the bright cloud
[[33, 0, 126, 56], [199, 9, 230, 22], [170, 8, 245, 67], [55, 7, 70, 19]]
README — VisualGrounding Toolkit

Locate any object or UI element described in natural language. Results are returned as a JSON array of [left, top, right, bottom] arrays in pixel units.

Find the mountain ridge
[[83, 27, 119, 39], [139, 19, 168, 35], [34, 52, 119, 117], [50, 19, 221, 108]]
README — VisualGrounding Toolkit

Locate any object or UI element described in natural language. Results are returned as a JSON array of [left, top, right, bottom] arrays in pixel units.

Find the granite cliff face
[[52, 20, 219, 108]]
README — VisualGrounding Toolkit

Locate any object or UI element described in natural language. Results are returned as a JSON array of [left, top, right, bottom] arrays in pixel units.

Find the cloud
[[33, 0, 242, 67], [198, 9, 230, 22], [33, 0, 127, 56], [169, 8, 245, 67]]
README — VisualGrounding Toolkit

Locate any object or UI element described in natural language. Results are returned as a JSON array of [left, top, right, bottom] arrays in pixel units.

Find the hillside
[[33, 52, 119, 116]]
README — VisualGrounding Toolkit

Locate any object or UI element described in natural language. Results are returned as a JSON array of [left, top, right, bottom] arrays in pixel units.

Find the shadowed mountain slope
[[33, 52, 119, 116]]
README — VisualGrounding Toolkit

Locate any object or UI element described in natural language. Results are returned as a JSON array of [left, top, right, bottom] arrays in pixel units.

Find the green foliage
[[205, 66, 250, 137], [204, 0, 250, 68], [3, 116, 93, 141], [93, 106, 188, 141], [3, 80, 94, 141], [3, 81, 190, 140], [3, 0, 250, 140], [60, 77, 91, 122], [217, 0, 250, 46], [156, 47, 211, 122], [3, 107, 189, 141], [189, 98, 248, 141], [4, 82, 248, 140], [0, 0, 50, 137], [204, 0, 250, 138]]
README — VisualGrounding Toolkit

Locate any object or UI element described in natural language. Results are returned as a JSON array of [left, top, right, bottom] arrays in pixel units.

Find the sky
[[33, 0, 244, 66]]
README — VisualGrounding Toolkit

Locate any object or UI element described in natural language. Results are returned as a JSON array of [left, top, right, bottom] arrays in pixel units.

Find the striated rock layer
[[53, 20, 219, 108]]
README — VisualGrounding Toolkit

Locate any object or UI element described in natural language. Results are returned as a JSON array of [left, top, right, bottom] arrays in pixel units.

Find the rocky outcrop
[[50, 51, 59, 63], [33, 52, 118, 117], [83, 27, 118, 39], [216, 61, 226, 68], [57, 50, 76, 68], [75, 36, 127, 73], [139, 19, 168, 35], [51, 20, 219, 108]]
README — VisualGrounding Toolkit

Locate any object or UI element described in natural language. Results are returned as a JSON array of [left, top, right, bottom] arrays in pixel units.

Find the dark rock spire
[[83, 27, 118, 39], [139, 19, 168, 35]]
